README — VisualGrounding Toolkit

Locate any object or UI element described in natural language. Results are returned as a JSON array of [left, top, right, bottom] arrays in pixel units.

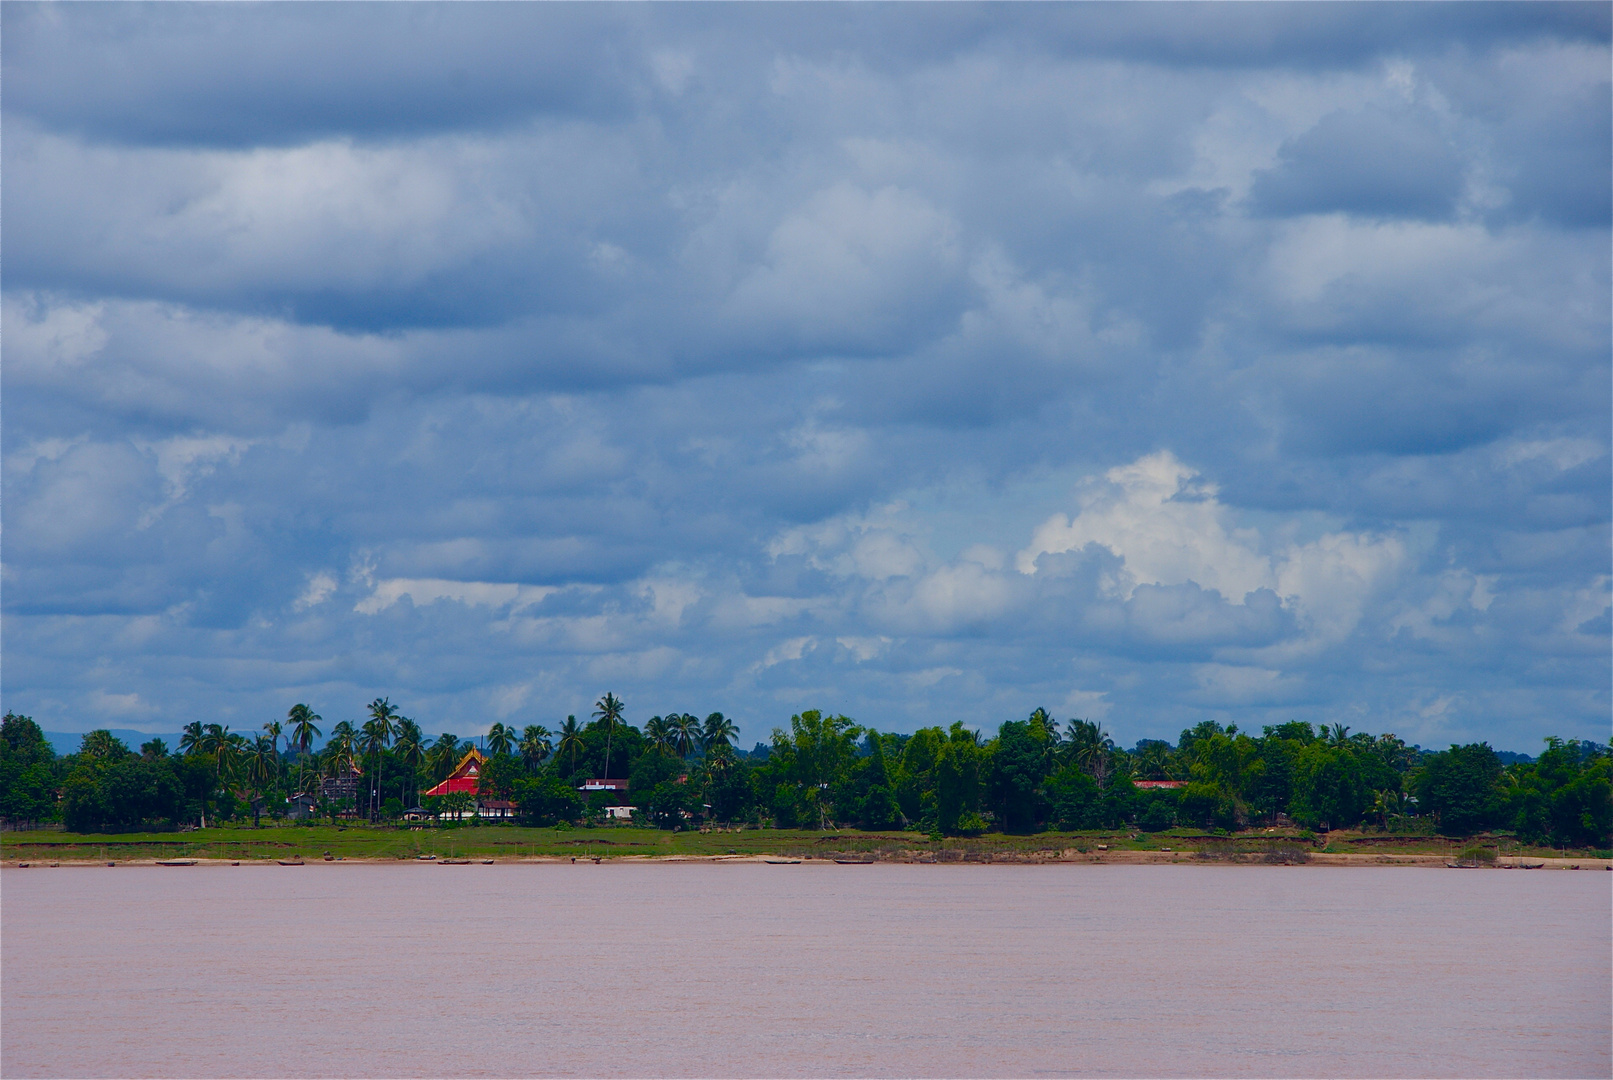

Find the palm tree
[[703, 712, 739, 752], [1067, 719, 1115, 781], [178, 721, 204, 757], [325, 721, 357, 813], [394, 718, 423, 810], [1134, 740, 1174, 781], [486, 722, 515, 757], [593, 693, 624, 780], [519, 726, 552, 772], [198, 723, 233, 779], [1326, 723, 1352, 748], [1027, 707, 1060, 743], [557, 716, 583, 776], [288, 704, 323, 799], [197, 727, 246, 818], [262, 719, 284, 759], [673, 713, 702, 758], [223, 732, 248, 810], [361, 705, 397, 821], [79, 730, 126, 759], [245, 734, 278, 825], [645, 716, 675, 757], [429, 733, 462, 781]]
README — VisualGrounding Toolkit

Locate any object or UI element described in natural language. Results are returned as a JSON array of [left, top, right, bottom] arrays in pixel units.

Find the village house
[[284, 792, 318, 821]]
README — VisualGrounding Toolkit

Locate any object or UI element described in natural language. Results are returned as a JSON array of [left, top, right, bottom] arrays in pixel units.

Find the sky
[[3, 3, 1609, 752]]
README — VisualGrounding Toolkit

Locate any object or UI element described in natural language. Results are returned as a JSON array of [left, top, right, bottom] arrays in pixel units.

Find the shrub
[[952, 812, 988, 836]]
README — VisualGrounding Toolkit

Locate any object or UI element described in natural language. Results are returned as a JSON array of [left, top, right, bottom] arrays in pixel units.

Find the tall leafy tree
[[1414, 743, 1504, 836], [992, 717, 1054, 833], [770, 710, 863, 829], [1, 714, 59, 823]]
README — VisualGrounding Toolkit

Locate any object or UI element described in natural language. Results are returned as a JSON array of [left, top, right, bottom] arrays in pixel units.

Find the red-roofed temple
[[422, 747, 515, 819]]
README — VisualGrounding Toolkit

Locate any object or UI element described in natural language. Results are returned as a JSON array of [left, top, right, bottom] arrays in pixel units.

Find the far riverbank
[[5, 823, 1608, 869]]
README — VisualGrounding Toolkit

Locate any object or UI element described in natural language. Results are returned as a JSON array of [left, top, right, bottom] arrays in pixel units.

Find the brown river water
[[3, 863, 1608, 1078]]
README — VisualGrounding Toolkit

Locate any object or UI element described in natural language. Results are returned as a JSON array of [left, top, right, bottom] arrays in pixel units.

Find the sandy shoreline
[[9, 852, 1610, 869]]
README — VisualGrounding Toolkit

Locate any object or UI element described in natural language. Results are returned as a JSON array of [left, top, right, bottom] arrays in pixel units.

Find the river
[[3, 862, 1608, 1077]]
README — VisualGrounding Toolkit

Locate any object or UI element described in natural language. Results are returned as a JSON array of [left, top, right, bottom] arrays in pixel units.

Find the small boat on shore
[[416, 854, 437, 860], [277, 859, 304, 866], [764, 858, 802, 864], [156, 859, 197, 866], [480, 859, 494, 865], [439, 858, 471, 865], [834, 858, 874, 864]]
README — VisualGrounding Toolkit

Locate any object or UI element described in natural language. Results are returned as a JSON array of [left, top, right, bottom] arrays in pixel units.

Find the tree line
[[2, 702, 1608, 849]]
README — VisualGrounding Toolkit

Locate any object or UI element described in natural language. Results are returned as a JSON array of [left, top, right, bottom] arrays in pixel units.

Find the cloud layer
[[3, 4, 1607, 750]]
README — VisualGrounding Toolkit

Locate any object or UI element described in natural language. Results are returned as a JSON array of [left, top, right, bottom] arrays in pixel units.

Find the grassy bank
[[5, 823, 1607, 864]]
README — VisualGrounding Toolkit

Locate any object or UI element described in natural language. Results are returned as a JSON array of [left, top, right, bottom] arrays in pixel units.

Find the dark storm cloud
[[2, 3, 1607, 751]]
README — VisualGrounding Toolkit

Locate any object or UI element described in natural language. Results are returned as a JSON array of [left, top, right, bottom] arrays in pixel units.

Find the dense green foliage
[[2, 705, 1607, 849]]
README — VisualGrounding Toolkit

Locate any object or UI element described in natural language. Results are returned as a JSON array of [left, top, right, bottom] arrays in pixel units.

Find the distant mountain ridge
[[44, 730, 186, 756]]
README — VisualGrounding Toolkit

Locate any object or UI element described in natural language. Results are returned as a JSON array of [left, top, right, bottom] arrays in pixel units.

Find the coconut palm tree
[[361, 718, 395, 821], [519, 725, 552, 772], [324, 721, 357, 812], [363, 699, 400, 818], [672, 713, 702, 758], [486, 722, 515, 757], [178, 721, 204, 757], [1067, 719, 1114, 781], [245, 734, 279, 825], [326, 721, 357, 769], [429, 733, 462, 781], [394, 718, 423, 809], [645, 716, 675, 757], [1134, 740, 1174, 781], [593, 693, 624, 780], [1326, 723, 1352, 748], [703, 712, 739, 752], [288, 704, 323, 799], [198, 723, 232, 777], [556, 716, 583, 776]]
